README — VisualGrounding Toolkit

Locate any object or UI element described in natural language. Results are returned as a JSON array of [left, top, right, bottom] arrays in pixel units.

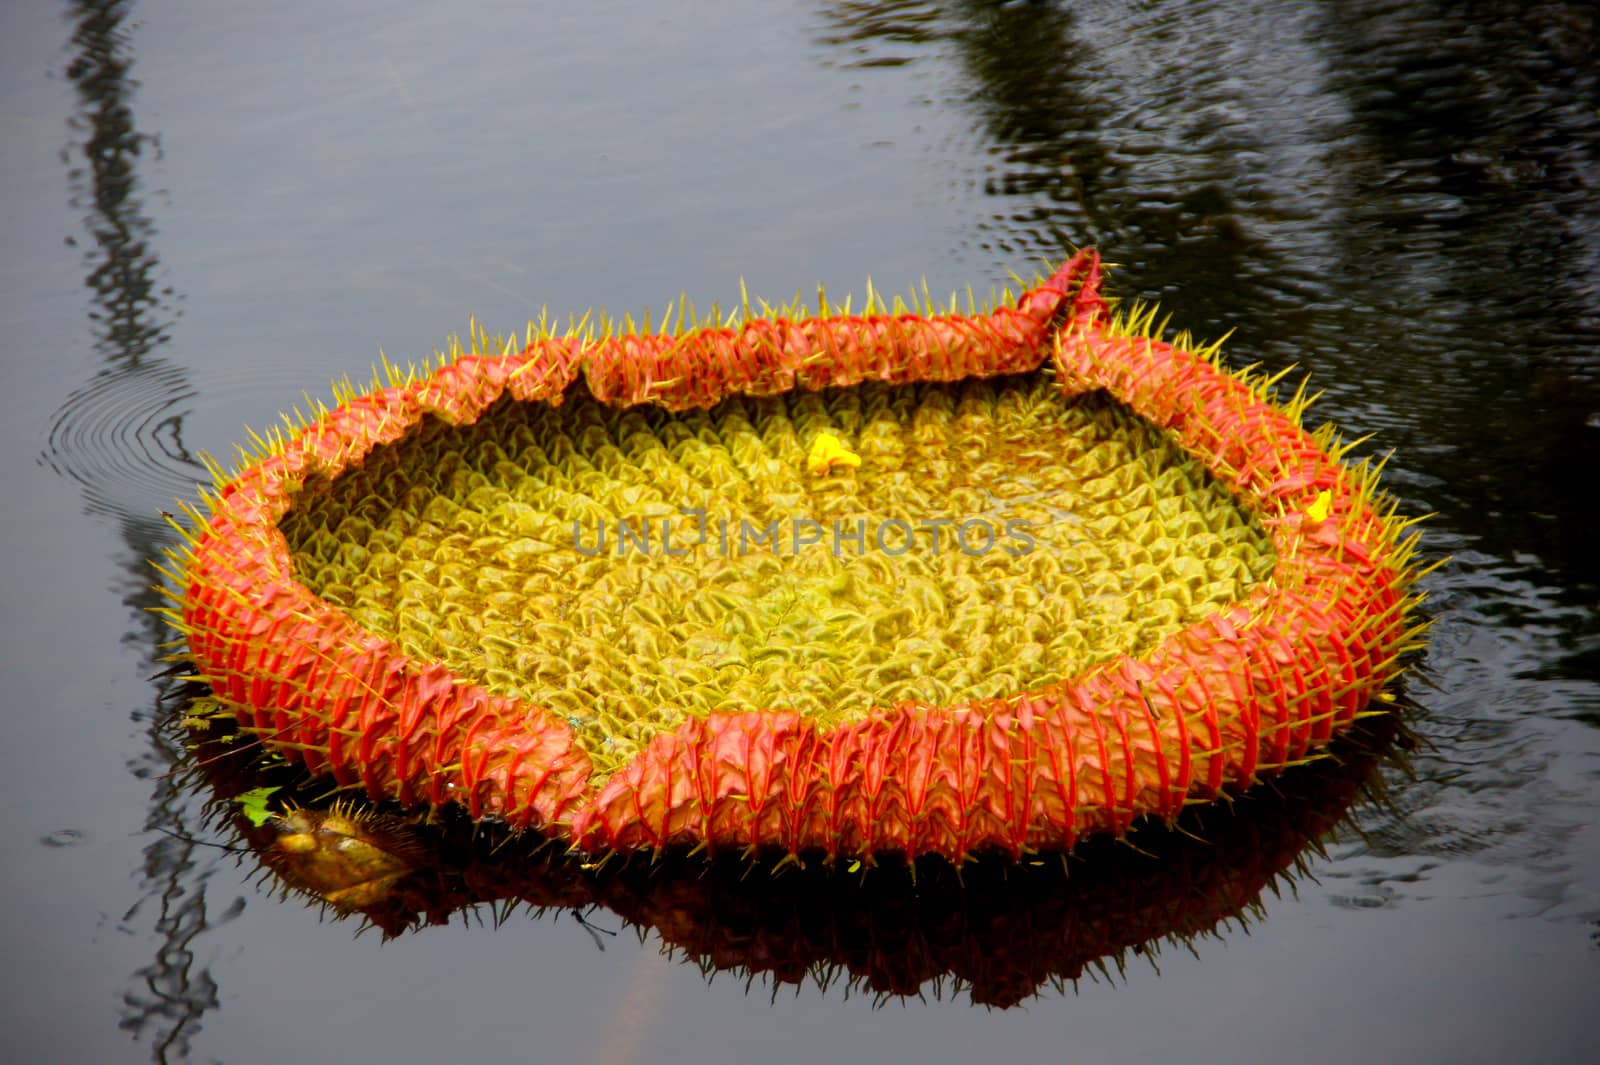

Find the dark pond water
[[4, 1, 1598, 1062]]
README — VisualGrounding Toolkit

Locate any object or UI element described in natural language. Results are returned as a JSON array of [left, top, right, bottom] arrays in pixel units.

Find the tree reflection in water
[[813, 0, 1600, 599], [49, 2, 216, 1061]]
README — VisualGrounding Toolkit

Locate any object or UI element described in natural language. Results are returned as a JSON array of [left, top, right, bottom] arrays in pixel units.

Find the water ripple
[[44, 357, 204, 531]]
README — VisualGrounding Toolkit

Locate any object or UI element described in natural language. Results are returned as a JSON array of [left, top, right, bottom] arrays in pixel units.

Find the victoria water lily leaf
[[159, 249, 1426, 863]]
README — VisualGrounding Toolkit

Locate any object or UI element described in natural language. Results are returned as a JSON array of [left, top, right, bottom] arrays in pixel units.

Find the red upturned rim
[[172, 249, 1421, 862]]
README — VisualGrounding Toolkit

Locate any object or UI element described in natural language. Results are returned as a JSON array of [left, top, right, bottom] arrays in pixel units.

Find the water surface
[[3, 2, 1596, 1062]]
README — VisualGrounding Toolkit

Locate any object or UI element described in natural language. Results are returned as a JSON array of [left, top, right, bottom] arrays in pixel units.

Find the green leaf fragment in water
[[235, 786, 281, 827]]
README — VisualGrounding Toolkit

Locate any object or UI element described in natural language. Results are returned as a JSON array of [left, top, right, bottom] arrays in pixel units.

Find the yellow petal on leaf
[[807, 432, 861, 476], [1306, 490, 1332, 523]]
